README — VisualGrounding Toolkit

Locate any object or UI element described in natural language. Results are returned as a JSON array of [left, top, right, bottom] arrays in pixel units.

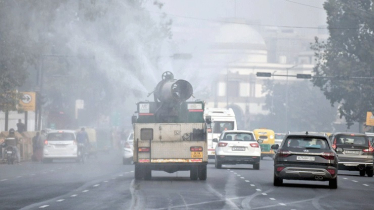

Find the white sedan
[[122, 132, 134, 164], [214, 130, 261, 170]]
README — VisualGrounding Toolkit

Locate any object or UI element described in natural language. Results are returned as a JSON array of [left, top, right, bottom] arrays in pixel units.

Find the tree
[[311, 0, 374, 128], [256, 80, 337, 132], [0, 0, 172, 128]]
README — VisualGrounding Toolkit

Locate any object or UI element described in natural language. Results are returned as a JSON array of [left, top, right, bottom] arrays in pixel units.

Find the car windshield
[[284, 136, 330, 149], [47, 133, 75, 141], [335, 135, 368, 146], [211, 121, 234, 133], [221, 133, 255, 141]]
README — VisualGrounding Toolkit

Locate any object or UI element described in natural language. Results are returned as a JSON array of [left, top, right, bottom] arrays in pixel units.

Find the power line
[[148, 10, 355, 30], [284, 0, 324, 10]]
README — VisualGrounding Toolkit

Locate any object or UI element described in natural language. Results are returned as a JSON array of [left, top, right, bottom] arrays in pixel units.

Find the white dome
[[214, 23, 266, 47]]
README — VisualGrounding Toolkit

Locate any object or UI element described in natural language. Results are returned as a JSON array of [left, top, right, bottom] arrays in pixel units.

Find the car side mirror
[[213, 138, 218, 143], [258, 139, 263, 144], [271, 144, 279, 150]]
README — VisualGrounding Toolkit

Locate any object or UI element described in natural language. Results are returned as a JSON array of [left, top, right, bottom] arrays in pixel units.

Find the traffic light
[[256, 72, 272, 77], [296, 74, 312, 79]]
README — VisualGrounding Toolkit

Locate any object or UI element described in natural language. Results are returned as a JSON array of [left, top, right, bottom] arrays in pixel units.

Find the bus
[[253, 128, 275, 160]]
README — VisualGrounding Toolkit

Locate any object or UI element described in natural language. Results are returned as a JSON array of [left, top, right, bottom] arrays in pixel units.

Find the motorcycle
[[5, 146, 16, 165]]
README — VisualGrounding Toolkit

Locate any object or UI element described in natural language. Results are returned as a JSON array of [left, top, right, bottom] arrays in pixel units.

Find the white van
[[42, 130, 78, 163], [204, 108, 237, 158]]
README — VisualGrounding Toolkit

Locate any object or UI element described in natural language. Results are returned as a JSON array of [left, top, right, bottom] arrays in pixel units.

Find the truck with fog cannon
[[132, 71, 209, 180]]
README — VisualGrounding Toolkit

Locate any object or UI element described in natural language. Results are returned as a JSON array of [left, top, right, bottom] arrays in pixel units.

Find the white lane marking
[[130, 171, 134, 172], [71, 194, 77, 197], [93, 184, 100, 187], [245, 180, 250, 182], [1, 179, 8, 182], [363, 184, 369, 186], [227, 169, 230, 170], [82, 190, 89, 193], [119, 174, 123, 177], [279, 203, 286, 206], [352, 180, 358, 182], [256, 189, 262, 191], [56, 199, 64, 202], [104, 181, 108, 183], [240, 177, 245, 179], [343, 178, 348, 179], [230, 171, 234, 173], [31, 174, 35, 176], [50, 170, 54, 172], [39, 205, 49, 208], [270, 198, 276, 200], [262, 193, 267, 195], [17, 176, 22, 178], [250, 184, 255, 186]]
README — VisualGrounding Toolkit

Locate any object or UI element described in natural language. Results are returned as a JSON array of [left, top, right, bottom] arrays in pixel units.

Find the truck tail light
[[138, 147, 150, 152], [278, 150, 291, 157], [218, 142, 228, 147], [321, 152, 335, 160], [190, 146, 203, 151], [250, 143, 259, 148]]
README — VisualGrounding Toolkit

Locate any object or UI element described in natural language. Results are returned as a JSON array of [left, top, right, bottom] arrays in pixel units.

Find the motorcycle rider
[[76, 127, 90, 158], [3, 128, 21, 163]]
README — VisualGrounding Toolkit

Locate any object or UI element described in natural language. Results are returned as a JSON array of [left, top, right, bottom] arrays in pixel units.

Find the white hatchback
[[42, 130, 78, 163], [214, 130, 261, 169], [122, 132, 134, 164]]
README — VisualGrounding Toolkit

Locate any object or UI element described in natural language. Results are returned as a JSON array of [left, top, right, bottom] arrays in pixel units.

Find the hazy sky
[[147, 0, 327, 35]]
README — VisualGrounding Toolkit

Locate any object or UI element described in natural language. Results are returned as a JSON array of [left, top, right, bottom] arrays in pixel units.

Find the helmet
[[9, 128, 15, 134]]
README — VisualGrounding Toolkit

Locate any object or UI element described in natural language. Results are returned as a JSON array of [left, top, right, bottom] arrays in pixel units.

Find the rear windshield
[[47, 133, 75, 141], [283, 136, 330, 149], [334, 135, 368, 146], [221, 133, 255, 141], [211, 121, 235, 133]]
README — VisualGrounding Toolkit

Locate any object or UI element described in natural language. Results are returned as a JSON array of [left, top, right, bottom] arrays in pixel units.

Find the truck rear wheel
[[190, 167, 198, 180], [135, 165, 144, 180], [198, 165, 207, 180]]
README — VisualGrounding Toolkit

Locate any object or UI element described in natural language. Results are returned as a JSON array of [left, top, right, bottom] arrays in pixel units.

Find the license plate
[[345, 151, 360, 155], [191, 152, 203, 158], [296, 156, 315, 161], [232, 147, 245, 151]]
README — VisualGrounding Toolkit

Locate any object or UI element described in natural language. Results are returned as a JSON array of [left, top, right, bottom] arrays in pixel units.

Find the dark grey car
[[330, 133, 374, 177], [272, 133, 338, 189]]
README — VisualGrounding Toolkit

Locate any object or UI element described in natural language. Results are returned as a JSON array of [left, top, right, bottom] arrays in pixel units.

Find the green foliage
[[257, 80, 337, 132], [312, 0, 374, 127]]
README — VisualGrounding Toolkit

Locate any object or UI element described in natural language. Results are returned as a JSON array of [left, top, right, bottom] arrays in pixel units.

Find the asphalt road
[[1, 152, 374, 210]]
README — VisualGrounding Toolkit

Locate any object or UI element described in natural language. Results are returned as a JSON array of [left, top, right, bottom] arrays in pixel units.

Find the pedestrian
[[32, 132, 42, 162], [16, 119, 26, 133]]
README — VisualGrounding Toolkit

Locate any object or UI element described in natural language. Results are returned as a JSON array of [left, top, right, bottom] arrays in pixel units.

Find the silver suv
[[330, 133, 374, 177], [272, 132, 338, 189]]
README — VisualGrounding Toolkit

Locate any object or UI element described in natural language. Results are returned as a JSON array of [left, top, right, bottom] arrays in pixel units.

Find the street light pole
[[285, 65, 297, 132]]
